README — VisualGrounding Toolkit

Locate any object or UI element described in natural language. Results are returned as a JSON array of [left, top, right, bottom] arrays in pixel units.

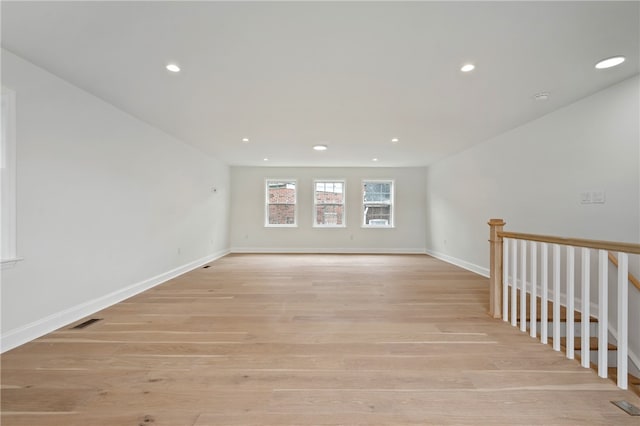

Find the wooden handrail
[[487, 222, 640, 317], [608, 251, 640, 292], [498, 231, 640, 255]]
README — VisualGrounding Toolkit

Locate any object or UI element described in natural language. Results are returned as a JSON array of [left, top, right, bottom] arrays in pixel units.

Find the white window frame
[[361, 179, 395, 228], [265, 179, 298, 227], [313, 179, 346, 228], [1, 86, 20, 267]]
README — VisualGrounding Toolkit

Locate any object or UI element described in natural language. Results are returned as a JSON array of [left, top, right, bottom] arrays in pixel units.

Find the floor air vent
[[612, 401, 640, 416], [71, 318, 102, 329]]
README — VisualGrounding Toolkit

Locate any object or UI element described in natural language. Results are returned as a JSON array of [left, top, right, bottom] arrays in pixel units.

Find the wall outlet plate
[[580, 192, 592, 204], [591, 190, 605, 204]]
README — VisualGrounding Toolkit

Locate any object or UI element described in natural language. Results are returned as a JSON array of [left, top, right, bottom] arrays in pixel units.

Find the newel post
[[488, 218, 506, 319]]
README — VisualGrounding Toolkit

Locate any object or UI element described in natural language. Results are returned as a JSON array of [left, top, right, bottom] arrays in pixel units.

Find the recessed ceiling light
[[166, 63, 181, 73], [534, 92, 550, 101], [313, 144, 328, 151], [242, 138, 250, 143], [391, 138, 399, 144], [372, 158, 379, 162], [595, 56, 625, 69], [460, 64, 475, 72]]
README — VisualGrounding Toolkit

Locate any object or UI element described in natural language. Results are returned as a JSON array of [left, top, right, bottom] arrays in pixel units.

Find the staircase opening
[[488, 218, 640, 396]]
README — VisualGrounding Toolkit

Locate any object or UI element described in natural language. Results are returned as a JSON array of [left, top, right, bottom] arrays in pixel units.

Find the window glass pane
[[364, 205, 391, 226], [315, 205, 344, 225], [363, 182, 391, 203], [268, 182, 296, 203], [314, 180, 345, 227], [363, 180, 393, 227], [266, 180, 296, 226], [315, 186, 343, 204], [268, 204, 296, 225]]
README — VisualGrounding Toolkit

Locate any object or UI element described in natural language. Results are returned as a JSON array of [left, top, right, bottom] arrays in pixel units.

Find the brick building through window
[[314, 181, 345, 226], [266, 181, 296, 226]]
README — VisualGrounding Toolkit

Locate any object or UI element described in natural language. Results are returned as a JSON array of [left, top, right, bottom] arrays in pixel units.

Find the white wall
[[425, 75, 640, 367], [1, 50, 231, 351], [426, 75, 639, 272], [230, 166, 426, 253]]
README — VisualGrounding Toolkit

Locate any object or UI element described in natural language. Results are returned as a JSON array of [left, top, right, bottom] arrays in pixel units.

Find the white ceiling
[[2, 1, 639, 167]]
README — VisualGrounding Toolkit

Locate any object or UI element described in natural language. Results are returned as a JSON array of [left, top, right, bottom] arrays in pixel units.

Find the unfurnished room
[[1, 1, 639, 425]]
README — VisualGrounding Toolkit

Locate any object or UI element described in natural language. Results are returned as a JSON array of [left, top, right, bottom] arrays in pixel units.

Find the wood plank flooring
[[2, 254, 639, 425]]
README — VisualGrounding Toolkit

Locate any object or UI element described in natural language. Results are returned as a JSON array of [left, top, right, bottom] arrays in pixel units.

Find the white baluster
[[617, 252, 628, 390], [541, 243, 548, 344], [580, 248, 590, 368], [530, 241, 537, 338], [553, 244, 561, 351], [566, 246, 575, 359], [503, 238, 509, 322], [520, 240, 527, 332], [511, 240, 518, 327], [598, 250, 608, 378]]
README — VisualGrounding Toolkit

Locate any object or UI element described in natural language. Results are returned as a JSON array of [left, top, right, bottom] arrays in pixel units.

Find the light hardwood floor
[[2, 254, 639, 425]]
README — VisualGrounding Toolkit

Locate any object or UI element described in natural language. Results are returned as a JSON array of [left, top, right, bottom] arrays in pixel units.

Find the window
[[1, 86, 19, 266], [362, 180, 394, 227], [314, 180, 345, 227], [265, 179, 297, 227]]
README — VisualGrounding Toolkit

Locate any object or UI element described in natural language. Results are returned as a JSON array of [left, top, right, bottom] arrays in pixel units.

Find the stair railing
[[609, 251, 640, 292], [488, 218, 640, 390]]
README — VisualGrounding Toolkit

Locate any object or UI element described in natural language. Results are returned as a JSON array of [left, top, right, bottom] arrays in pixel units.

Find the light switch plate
[[591, 190, 605, 204]]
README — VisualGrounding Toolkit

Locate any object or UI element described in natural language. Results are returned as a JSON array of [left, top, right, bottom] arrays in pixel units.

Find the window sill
[[361, 225, 395, 229], [1, 257, 24, 269]]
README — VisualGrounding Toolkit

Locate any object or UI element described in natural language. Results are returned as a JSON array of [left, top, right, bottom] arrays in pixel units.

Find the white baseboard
[[425, 248, 490, 277], [0, 249, 230, 353], [230, 247, 426, 254]]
